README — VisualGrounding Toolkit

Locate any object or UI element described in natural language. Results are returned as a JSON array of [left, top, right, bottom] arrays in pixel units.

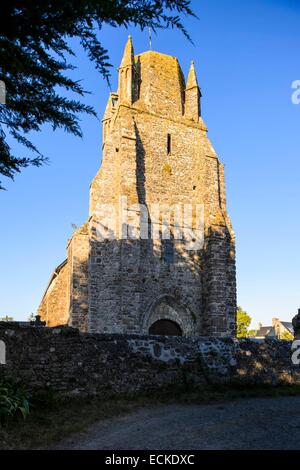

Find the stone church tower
[[38, 37, 237, 337]]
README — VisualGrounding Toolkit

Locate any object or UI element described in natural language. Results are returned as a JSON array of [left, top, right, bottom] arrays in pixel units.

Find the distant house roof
[[255, 326, 274, 337], [281, 322, 294, 334], [254, 320, 294, 339], [0, 321, 30, 327]]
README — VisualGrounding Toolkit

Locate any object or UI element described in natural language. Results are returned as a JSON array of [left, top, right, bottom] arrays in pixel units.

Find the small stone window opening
[[162, 238, 174, 264], [167, 134, 172, 155], [103, 122, 108, 141]]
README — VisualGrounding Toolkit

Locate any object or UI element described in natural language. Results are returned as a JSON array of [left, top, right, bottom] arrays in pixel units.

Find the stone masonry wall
[[0, 323, 299, 398], [38, 262, 69, 327], [67, 225, 89, 332], [85, 48, 237, 337], [38, 39, 237, 338]]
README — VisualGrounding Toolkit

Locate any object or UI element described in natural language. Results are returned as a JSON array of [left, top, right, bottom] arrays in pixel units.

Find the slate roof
[[255, 321, 294, 338], [281, 322, 294, 334], [255, 326, 274, 337]]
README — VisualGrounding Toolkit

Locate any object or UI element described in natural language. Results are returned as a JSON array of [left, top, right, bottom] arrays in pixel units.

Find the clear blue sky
[[0, 0, 300, 328]]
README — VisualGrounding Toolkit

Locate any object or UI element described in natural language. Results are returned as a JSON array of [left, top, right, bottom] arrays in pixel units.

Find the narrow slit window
[[162, 239, 174, 264], [167, 134, 172, 155]]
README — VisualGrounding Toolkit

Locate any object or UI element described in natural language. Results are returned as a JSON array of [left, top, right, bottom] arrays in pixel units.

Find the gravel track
[[52, 396, 300, 450]]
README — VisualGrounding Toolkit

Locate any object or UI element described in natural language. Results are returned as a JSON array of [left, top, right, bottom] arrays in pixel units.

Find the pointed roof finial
[[186, 60, 199, 89], [120, 35, 134, 68]]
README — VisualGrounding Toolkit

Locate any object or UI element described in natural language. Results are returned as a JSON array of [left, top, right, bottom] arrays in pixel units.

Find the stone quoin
[[38, 37, 237, 337]]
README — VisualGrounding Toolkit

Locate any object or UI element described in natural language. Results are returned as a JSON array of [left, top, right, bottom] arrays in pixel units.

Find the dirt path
[[52, 396, 300, 450]]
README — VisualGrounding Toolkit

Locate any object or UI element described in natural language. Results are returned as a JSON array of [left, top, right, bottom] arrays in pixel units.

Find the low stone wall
[[0, 323, 299, 397]]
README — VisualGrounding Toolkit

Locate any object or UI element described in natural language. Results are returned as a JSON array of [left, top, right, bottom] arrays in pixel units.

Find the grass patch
[[0, 394, 138, 450], [1, 383, 300, 450]]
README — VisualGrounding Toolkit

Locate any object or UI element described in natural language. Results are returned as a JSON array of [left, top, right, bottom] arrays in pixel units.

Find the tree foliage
[[0, 0, 195, 188], [0, 378, 30, 424], [236, 306, 252, 338]]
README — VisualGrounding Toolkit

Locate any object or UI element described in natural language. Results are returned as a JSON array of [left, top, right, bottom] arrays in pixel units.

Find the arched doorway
[[149, 319, 182, 336], [142, 295, 196, 336], [149, 320, 182, 336]]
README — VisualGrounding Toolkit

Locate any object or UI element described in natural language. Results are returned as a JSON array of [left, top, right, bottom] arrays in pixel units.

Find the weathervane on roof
[[148, 27, 152, 50]]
